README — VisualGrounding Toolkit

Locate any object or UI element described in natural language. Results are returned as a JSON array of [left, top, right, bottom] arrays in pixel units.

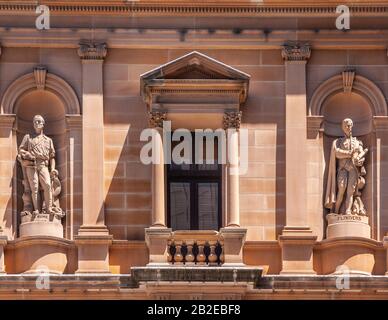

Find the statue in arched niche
[[324, 118, 368, 216], [17, 115, 65, 223]]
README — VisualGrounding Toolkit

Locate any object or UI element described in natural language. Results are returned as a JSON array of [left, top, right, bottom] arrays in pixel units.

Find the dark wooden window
[[167, 133, 222, 230]]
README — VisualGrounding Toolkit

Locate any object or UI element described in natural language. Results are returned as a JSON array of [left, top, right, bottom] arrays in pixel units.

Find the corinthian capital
[[223, 111, 242, 131], [78, 41, 107, 60], [148, 111, 167, 128], [281, 41, 311, 61]]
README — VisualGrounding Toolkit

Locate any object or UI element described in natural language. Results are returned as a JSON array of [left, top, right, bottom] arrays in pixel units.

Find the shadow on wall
[[241, 91, 286, 240], [103, 97, 152, 241]]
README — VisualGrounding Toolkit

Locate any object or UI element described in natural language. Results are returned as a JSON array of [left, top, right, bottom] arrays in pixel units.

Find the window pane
[[197, 136, 220, 171], [170, 183, 190, 230], [198, 183, 218, 230], [170, 138, 192, 171]]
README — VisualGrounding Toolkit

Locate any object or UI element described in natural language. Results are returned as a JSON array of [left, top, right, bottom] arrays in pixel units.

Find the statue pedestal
[[20, 220, 63, 238], [326, 213, 370, 239]]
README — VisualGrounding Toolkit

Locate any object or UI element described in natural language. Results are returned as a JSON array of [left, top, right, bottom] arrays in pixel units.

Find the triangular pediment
[[141, 51, 250, 81]]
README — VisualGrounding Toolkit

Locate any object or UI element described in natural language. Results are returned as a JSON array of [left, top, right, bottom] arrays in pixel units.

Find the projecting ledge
[[130, 266, 263, 284]]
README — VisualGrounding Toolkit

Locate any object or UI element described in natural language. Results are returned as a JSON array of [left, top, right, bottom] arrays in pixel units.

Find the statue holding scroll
[[324, 118, 368, 216]]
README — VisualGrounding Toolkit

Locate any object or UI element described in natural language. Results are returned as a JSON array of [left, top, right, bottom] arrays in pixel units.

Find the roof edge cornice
[[1, 3, 388, 16]]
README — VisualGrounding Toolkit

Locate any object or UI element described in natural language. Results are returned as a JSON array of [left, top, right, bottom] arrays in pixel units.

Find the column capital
[[148, 111, 167, 128], [281, 41, 311, 62], [77, 41, 107, 60], [223, 111, 242, 130]]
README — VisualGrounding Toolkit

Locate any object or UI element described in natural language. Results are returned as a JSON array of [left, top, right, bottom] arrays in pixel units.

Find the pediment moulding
[[1, 67, 80, 116], [141, 51, 250, 114], [1, 2, 388, 16]]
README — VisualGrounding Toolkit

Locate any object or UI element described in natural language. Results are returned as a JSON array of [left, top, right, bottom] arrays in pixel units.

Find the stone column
[[75, 42, 112, 273], [145, 112, 171, 266], [220, 111, 247, 266], [374, 117, 388, 239], [375, 117, 388, 274], [0, 227, 6, 273], [65, 115, 82, 240], [279, 42, 317, 274], [148, 112, 167, 227], [0, 114, 15, 241]]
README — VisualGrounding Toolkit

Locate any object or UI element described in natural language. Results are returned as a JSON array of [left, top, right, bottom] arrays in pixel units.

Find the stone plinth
[[326, 214, 370, 239], [383, 235, 388, 275], [219, 227, 247, 266], [9, 237, 72, 274], [20, 220, 63, 238], [0, 234, 7, 274], [75, 226, 113, 274], [279, 226, 317, 275], [145, 227, 172, 266]]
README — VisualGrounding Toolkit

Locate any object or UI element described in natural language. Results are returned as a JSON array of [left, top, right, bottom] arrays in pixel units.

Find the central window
[[167, 133, 222, 230]]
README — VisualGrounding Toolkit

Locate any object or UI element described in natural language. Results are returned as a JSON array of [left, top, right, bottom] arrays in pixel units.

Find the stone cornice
[[2, 29, 388, 50], [1, 3, 388, 16], [78, 41, 107, 60], [282, 41, 311, 61]]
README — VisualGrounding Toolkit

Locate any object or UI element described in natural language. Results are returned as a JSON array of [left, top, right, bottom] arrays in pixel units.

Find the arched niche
[[322, 91, 373, 137], [0, 67, 81, 239], [307, 71, 388, 241]]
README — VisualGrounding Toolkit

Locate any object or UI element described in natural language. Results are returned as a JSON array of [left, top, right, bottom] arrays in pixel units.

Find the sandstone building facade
[[0, 0, 388, 299]]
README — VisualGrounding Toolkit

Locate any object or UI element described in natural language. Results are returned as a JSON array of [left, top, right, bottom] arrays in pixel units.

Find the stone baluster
[[167, 240, 173, 263], [208, 240, 218, 265], [185, 240, 195, 264], [174, 241, 183, 264], [219, 241, 225, 264], [197, 240, 206, 265]]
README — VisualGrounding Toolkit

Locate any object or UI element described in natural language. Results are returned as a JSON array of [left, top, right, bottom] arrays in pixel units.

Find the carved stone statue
[[17, 115, 64, 223], [324, 118, 368, 216]]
